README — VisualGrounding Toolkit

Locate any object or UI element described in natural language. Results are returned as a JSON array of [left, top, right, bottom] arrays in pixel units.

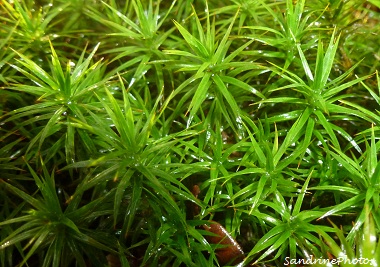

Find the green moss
[[1, 0, 380, 266]]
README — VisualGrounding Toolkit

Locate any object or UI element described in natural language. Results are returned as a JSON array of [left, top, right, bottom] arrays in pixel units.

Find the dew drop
[[0, 241, 10, 249], [129, 77, 136, 88]]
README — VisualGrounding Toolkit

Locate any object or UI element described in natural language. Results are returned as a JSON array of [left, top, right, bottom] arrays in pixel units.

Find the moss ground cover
[[1, 0, 380, 266]]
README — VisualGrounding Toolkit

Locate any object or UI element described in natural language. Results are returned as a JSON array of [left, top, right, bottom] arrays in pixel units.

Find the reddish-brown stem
[[191, 185, 244, 266]]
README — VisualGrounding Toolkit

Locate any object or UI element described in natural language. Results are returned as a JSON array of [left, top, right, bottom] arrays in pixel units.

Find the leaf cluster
[[1, 0, 380, 266]]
